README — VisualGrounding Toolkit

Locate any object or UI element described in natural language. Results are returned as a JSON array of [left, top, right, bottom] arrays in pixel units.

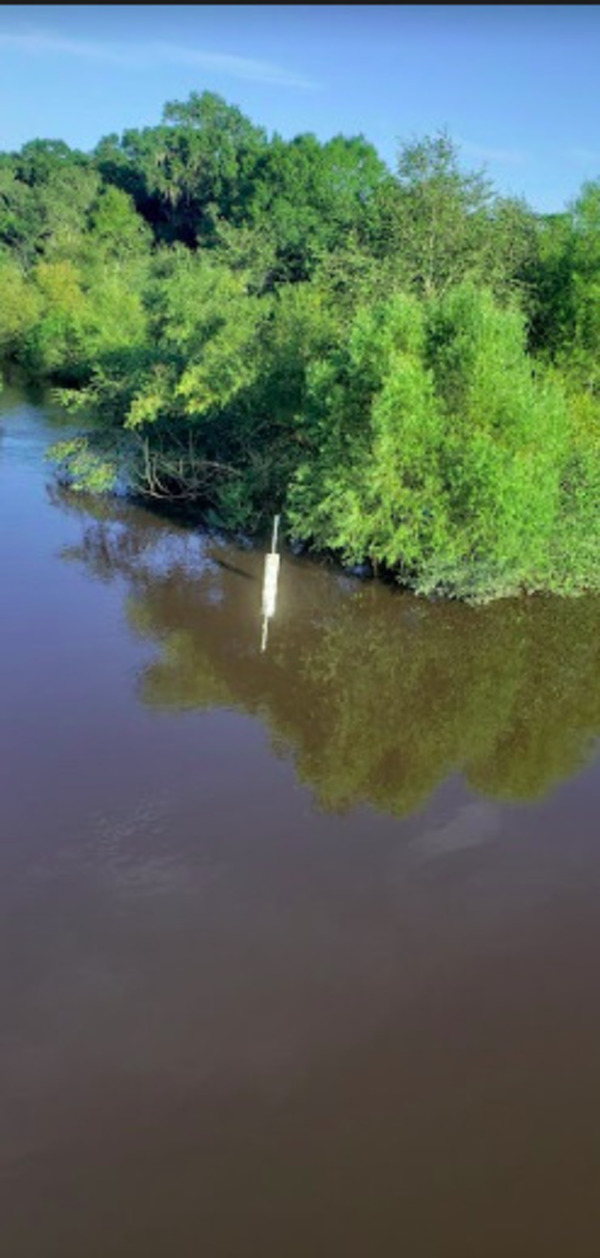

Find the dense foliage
[[2, 91, 600, 600]]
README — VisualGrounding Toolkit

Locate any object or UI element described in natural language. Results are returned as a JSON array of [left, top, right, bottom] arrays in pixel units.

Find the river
[[3, 385, 600, 1257]]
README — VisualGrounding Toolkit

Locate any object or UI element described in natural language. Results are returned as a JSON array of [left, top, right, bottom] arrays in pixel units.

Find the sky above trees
[[1, 4, 600, 214]]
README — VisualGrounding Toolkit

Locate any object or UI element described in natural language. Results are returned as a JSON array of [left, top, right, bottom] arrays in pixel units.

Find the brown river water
[[3, 386, 600, 1257]]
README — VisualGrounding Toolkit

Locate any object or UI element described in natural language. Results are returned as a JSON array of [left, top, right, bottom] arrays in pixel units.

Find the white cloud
[[409, 802, 501, 861], [565, 146, 600, 166], [458, 138, 528, 166], [0, 28, 318, 90]]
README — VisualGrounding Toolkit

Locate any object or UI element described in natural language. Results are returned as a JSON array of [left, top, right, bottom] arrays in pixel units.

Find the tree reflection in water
[[55, 485, 600, 818]]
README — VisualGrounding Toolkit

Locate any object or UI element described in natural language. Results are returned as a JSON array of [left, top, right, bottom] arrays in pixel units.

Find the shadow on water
[[53, 484, 600, 819], [211, 556, 256, 581]]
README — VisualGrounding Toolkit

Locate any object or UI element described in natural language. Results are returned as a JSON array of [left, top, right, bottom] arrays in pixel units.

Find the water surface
[[3, 388, 600, 1257]]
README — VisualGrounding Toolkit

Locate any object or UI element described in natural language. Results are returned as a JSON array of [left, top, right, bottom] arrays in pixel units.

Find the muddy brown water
[[3, 386, 600, 1257]]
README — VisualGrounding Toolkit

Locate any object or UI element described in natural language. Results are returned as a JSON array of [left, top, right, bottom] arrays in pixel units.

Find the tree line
[[2, 90, 600, 600]]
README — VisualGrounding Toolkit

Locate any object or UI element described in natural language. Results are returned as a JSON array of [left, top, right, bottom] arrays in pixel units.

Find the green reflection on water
[[59, 492, 600, 818]]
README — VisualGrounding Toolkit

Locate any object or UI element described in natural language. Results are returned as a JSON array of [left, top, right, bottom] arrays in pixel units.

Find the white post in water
[[260, 514, 281, 653]]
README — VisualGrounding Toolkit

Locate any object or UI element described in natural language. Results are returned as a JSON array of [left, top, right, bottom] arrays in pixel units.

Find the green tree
[[95, 91, 268, 245], [0, 255, 41, 357], [368, 132, 494, 296], [248, 132, 387, 282], [287, 284, 573, 600]]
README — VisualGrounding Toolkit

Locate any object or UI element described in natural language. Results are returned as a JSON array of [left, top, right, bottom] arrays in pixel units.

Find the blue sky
[[1, 4, 599, 212]]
